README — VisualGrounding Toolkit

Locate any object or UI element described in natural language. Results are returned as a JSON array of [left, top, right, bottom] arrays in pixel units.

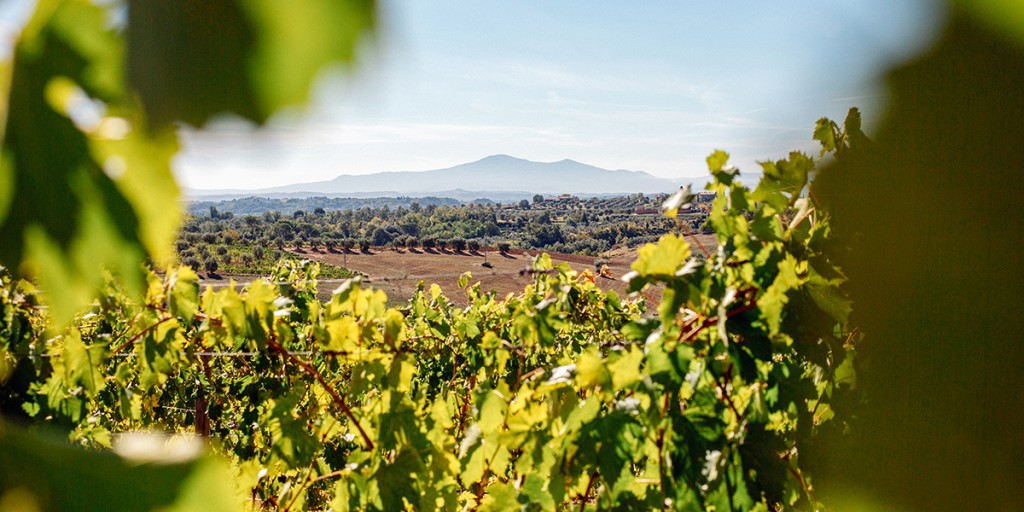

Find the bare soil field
[[295, 235, 718, 306], [199, 235, 718, 307]]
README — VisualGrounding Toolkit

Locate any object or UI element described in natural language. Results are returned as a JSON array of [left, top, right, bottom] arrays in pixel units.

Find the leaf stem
[[578, 471, 599, 512], [111, 315, 173, 354]]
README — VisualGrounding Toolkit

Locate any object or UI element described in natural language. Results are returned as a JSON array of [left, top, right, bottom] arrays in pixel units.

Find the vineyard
[[1, 116, 860, 510], [3, 1, 1023, 510]]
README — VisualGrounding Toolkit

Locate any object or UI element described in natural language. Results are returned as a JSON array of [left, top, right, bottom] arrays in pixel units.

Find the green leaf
[[758, 255, 804, 336], [263, 390, 317, 466], [843, 107, 866, 147], [127, 0, 375, 128], [805, 269, 851, 324], [167, 266, 200, 320], [0, 422, 241, 512], [480, 481, 518, 512], [519, 473, 556, 511], [383, 308, 405, 348], [386, 354, 416, 393], [322, 316, 361, 353], [813, 118, 837, 155], [0, 0, 180, 325], [606, 346, 644, 390], [631, 234, 690, 278], [575, 350, 611, 390], [376, 448, 422, 512], [477, 390, 508, 434], [646, 341, 693, 386], [706, 150, 730, 172], [752, 152, 813, 210], [459, 426, 486, 486], [63, 329, 106, 396]]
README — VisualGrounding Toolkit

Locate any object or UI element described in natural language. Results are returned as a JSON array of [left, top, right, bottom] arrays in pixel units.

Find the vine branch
[[266, 338, 375, 451]]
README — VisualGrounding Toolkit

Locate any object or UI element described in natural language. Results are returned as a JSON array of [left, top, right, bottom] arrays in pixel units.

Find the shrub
[[203, 258, 218, 274], [182, 257, 200, 270]]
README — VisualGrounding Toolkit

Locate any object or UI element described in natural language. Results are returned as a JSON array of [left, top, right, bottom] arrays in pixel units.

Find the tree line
[[176, 193, 712, 273]]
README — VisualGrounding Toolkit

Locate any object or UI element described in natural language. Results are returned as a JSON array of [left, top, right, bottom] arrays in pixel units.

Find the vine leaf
[[127, 0, 376, 129], [752, 152, 813, 210], [0, 422, 241, 512], [0, 0, 179, 325], [631, 234, 690, 278]]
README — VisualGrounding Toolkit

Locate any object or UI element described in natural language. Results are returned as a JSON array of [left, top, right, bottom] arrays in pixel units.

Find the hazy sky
[[4, 1, 947, 190]]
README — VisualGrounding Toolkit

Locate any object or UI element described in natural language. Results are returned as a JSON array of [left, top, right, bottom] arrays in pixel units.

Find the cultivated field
[[296, 234, 718, 306]]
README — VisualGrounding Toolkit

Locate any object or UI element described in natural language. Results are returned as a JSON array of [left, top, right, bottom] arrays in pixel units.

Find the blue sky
[[4, 1, 946, 190]]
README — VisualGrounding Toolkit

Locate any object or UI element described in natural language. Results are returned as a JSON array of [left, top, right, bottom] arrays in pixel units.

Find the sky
[[3, 1, 947, 191]]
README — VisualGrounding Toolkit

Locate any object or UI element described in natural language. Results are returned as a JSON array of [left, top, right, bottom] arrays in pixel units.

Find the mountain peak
[[477, 154, 522, 163]]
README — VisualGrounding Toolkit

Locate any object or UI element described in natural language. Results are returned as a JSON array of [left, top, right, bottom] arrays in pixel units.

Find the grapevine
[[0, 112, 862, 510]]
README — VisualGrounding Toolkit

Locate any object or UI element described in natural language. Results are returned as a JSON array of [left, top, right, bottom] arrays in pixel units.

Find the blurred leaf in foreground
[[127, 0, 376, 129], [0, 0, 179, 324], [0, 422, 241, 512], [816, 7, 1024, 511]]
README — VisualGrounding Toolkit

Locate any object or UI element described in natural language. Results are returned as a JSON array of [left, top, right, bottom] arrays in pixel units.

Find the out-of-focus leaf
[[816, 11, 1024, 510], [955, 0, 1024, 47], [0, 422, 241, 512], [606, 346, 644, 390], [127, 0, 376, 129], [706, 150, 730, 173], [0, 0, 180, 324], [662, 184, 693, 218]]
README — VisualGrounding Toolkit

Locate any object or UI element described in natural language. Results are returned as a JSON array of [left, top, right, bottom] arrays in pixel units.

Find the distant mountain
[[187, 155, 694, 200], [186, 196, 462, 216]]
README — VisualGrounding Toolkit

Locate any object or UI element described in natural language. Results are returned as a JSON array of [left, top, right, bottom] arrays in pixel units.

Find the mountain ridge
[[186, 155, 692, 200]]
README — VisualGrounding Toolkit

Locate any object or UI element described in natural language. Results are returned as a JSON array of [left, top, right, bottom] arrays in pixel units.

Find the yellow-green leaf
[[631, 234, 690, 277]]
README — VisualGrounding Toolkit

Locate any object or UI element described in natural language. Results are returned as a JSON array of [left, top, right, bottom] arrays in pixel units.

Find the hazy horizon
[[184, 153, 673, 192]]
